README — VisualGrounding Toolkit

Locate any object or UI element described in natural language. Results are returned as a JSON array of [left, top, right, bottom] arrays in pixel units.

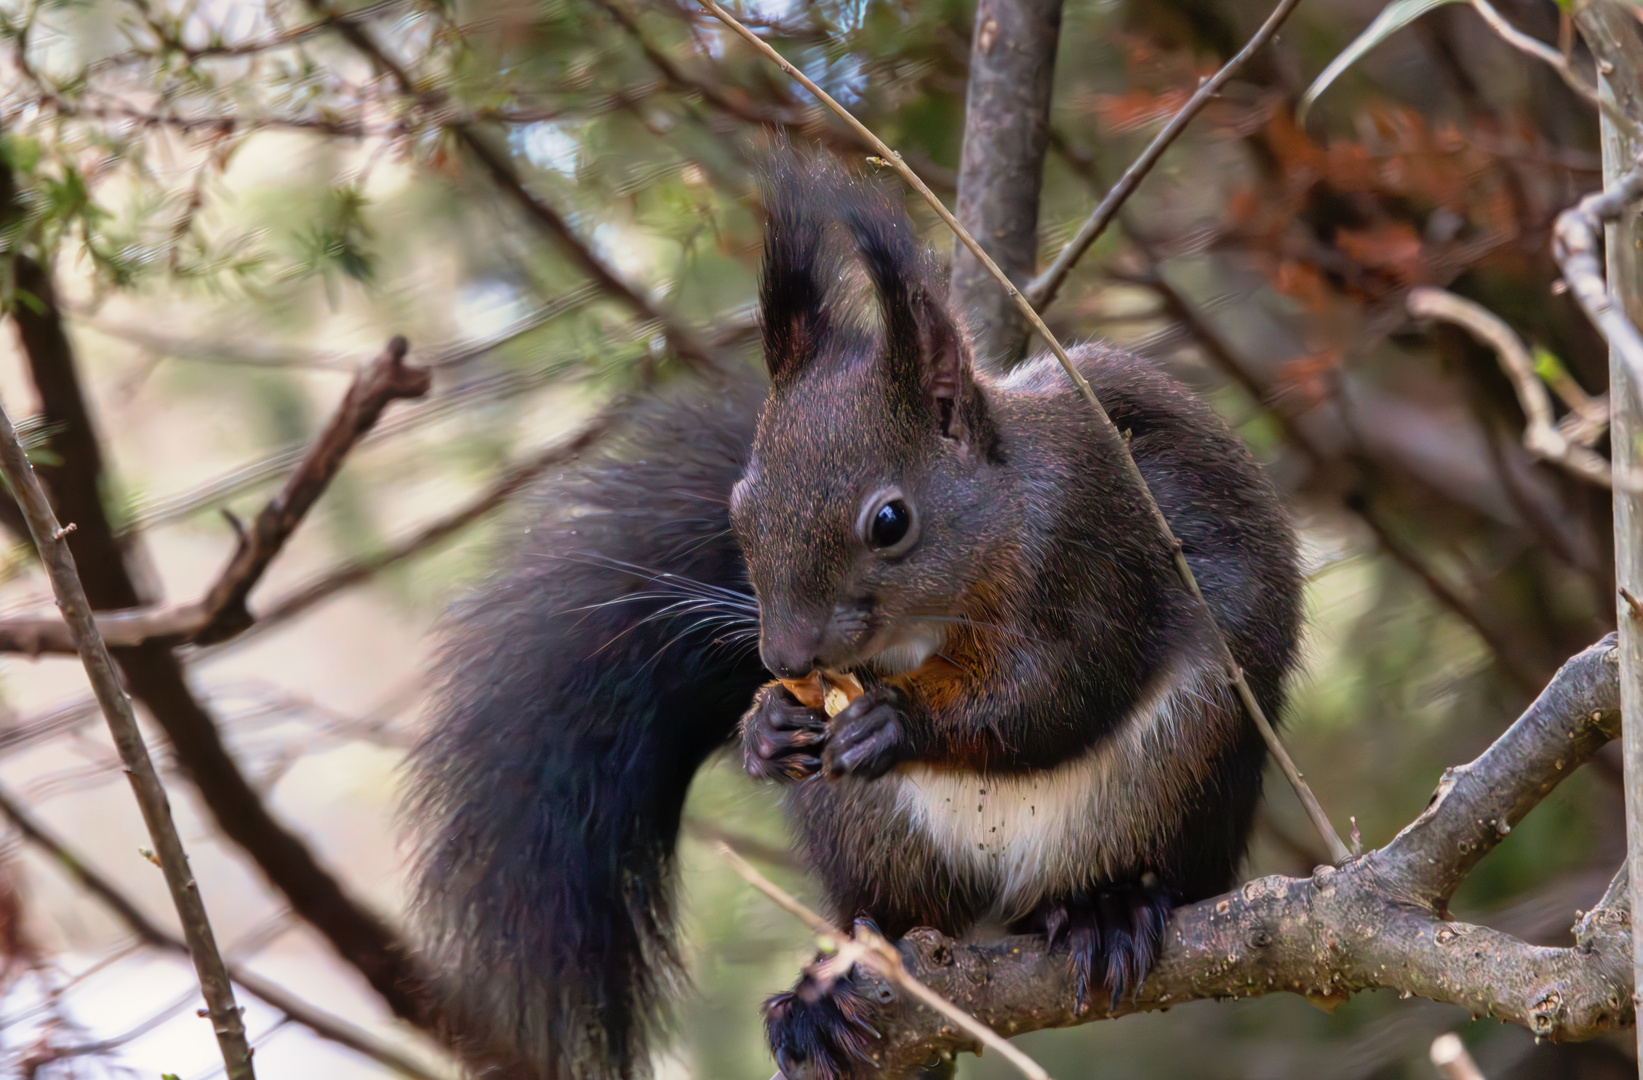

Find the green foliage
[[1299, 0, 1465, 123], [289, 183, 377, 304]]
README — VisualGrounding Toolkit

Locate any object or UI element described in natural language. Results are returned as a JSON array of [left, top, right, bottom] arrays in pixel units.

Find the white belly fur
[[892, 663, 1220, 919]]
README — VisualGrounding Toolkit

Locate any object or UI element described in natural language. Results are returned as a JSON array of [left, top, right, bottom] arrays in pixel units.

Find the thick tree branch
[[817, 637, 1630, 1078]]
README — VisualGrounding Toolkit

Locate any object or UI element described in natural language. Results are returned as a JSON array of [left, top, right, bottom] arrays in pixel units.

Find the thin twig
[[0, 398, 255, 1077], [717, 843, 1052, 1080], [1024, 0, 1305, 311], [697, 0, 1350, 863], [1407, 287, 1613, 488], [1553, 158, 1643, 416], [1464, 0, 1641, 142], [193, 336, 430, 643], [0, 784, 450, 1080], [1430, 1033, 1488, 1080]]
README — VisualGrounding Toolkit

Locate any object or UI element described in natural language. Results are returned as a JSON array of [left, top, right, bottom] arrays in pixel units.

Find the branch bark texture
[[948, 0, 1063, 368], [828, 638, 1631, 1078]]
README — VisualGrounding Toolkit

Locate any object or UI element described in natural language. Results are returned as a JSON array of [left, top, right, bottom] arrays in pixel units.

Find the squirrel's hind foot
[[1018, 877, 1174, 1014], [764, 917, 887, 1080], [763, 978, 876, 1080]]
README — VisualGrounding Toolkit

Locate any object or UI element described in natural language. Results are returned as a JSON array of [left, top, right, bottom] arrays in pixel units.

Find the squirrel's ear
[[843, 193, 988, 447], [759, 155, 840, 385], [918, 296, 985, 446]]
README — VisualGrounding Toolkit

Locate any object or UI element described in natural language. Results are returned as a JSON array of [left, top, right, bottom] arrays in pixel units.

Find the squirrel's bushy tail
[[407, 373, 769, 1079]]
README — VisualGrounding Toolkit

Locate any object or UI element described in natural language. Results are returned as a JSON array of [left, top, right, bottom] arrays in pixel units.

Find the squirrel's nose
[[759, 635, 820, 680]]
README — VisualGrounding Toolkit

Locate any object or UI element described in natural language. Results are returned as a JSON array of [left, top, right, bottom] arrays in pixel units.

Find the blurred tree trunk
[[950, 0, 1063, 369]]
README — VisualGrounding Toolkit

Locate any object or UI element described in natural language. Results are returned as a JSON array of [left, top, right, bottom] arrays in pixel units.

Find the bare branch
[[0, 392, 618, 656], [695, 0, 1350, 863], [949, 0, 1064, 364], [0, 338, 429, 653], [194, 336, 429, 642], [1407, 287, 1613, 488], [1024, 0, 1305, 312], [825, 638, 1630, 1078], [0, 386, 255, 1079], [1553, 160, 1643, 417], [0, 784, 449, 1080]]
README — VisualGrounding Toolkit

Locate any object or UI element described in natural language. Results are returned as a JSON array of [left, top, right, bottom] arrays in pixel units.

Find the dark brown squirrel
[[407, 154, 1302, 1080]]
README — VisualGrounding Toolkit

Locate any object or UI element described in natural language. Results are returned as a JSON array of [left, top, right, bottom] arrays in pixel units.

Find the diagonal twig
[[1024, 0, 1305, 312], [195, 335, 430, 643], [697, 0, 1350, 863], [0, 338, 430, 654], [0, 393, 255, 1078], [0, 379, 623, 656]]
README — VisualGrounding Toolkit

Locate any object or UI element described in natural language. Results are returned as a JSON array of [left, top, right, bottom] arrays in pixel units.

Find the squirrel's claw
[[742, 684, 829, 783], [1017, 877, 1173, 1015], [822, 685, 911, 780]]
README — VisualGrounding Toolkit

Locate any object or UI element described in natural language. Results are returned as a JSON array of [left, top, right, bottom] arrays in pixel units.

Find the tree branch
[[0, 389, 618, 656], [1407, 287, 1612, 488], [948, 0, 1064, 366], [1551, 159, 1643, 417], [814, 637, 1630, 1079], [0, 376, 256, 1079], [192, 335, 429, 642]]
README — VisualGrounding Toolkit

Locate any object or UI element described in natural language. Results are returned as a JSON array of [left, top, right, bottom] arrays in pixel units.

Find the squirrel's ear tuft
[[842, 190, 988, 448], [759, 150, 842, 385]]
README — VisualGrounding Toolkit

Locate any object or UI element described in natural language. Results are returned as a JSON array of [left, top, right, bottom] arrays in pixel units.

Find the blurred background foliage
[[0, 0, 1632, 1077]]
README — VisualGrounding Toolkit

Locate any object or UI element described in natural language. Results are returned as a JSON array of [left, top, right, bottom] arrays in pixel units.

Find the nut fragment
[[778, 671, 865, 717]]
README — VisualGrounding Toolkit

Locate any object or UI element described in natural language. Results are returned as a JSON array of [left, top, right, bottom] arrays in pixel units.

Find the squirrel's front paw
[[742, 684, 828, 782], [822, 684, 911, 780]]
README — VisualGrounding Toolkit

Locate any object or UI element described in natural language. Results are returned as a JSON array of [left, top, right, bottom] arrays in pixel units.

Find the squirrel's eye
[[868, 500, 912, 549]]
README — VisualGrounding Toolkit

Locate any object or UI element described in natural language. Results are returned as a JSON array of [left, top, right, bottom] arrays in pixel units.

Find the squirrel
[[407, 155, 1302, 1080]]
